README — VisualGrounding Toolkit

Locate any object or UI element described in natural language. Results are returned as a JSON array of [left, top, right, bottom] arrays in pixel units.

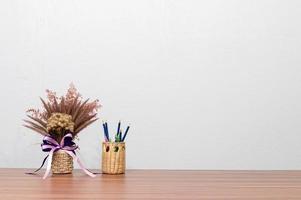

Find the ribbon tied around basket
[[29, 133, 96, 179]]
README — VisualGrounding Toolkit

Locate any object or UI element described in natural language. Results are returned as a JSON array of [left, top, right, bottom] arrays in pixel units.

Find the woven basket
[[51, 150, 73, 174], [102, 142, 125, 174]]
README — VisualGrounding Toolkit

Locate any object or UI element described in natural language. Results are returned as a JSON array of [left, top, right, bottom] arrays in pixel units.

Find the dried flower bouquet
[[24, 84, 100, 179]]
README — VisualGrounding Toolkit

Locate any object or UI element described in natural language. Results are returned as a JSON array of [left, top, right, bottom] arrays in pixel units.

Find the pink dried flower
[[24, 84, 101, 141], [46, 89, 57, 103]]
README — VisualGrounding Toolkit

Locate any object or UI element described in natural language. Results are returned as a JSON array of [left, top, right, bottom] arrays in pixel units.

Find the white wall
[[1, 0, 301, 170]]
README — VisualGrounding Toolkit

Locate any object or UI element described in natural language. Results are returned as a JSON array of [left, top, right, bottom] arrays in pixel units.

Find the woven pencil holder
[[51, 150, 73, 174], [102, 142, 126, 174]]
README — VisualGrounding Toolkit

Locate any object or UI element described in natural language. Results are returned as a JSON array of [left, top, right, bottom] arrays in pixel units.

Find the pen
[[122, 126, 130, 142]]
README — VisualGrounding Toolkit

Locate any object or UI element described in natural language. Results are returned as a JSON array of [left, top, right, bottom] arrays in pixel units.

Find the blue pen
[[103, 123, 109, 141], [117, 121, 121, 136], [105, 122, 110, 141], [122, 126, 130, 141]]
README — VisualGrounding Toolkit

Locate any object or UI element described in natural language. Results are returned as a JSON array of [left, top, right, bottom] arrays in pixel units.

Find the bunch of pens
[[102, 121, 130, 142], [101, 121, 130, 174]]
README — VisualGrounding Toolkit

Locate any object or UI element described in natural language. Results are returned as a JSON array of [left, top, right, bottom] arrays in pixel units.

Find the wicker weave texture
[[51, 150, 73, 174], [102, 142, 125, 174]]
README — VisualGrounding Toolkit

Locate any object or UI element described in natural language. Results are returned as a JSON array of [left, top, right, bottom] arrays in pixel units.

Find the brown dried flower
[[24, 84, 101, 141]]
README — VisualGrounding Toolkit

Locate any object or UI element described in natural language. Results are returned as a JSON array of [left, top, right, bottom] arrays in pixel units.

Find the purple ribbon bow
[[32, 133, 96, 179]]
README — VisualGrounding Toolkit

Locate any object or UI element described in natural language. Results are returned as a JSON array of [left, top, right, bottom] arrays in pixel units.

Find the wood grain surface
[[0, 169, 301, 199]]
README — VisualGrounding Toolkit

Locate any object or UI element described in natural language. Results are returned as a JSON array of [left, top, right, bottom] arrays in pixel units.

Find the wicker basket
[[102, 142, 125, 174], [51, 150, 73, 174]]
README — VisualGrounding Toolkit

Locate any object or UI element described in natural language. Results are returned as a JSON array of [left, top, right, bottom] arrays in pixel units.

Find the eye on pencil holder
[[102, 142, 126, 174]]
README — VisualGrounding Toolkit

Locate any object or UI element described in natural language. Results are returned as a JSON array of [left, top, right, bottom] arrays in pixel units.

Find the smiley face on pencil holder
[[102, 142, 126, 174]]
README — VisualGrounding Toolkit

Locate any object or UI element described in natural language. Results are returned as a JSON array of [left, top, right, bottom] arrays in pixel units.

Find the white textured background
[[1, 0, 301, 169]]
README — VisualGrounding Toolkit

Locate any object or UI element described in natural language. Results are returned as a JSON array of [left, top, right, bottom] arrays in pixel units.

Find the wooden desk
[[0, 169, 301, 199]]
